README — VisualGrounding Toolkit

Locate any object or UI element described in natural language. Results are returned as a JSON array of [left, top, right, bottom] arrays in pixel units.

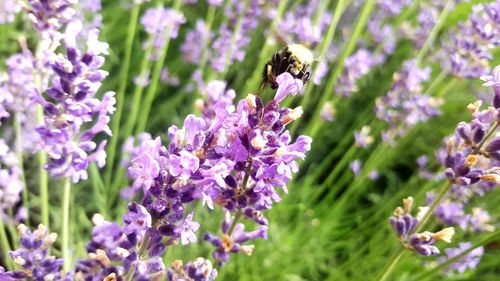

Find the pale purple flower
[[335, 49, 384, 97], [128, 152, 160, 191], [181, 19, 210, 64], [350, 159, 362, 175], [320, 101, 335, 122], [167, 258, 217, 281], [438, 242, 484, 274], [0, 140, 24, 224], [141, 7, 186, 60], [354, 126, 374, 148], [160, 67, 180, 86], [175, 212, 200, 245], [0, 0, 21, 24], [375, 60, 441, 144]]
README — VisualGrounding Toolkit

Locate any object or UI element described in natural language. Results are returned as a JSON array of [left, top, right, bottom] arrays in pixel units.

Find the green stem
[[214, 0, 250, 81], [61, 177, 72, 272], [0, 219, 13, 270], [415, 0, 454, 67], [118, 42, 153, 154], [124, 233, 151, 281], [414, 181, 451, 233], [306, 0, 376, 139], [295, 0, 350, 114], [135, 0, 183, 134], [105, 3, 142, 188], [36, 105, 49, 228], [375, 248, 405, 281], [13, 113, 28, 222]]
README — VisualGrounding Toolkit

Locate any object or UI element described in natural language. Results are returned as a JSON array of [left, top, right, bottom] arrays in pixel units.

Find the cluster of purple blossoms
[[0, 140, 25, 223], [160, 67, 180, 87], [367, 0, 412, 55], [389, 197, 455, 256], [335, 49, 385, 97], [210, 0, 262, 73], [167, 258, 217, 281], [0, 49, 40, 152], [277, 0, 332, 47], [0, 0, 20, 24], [5, 224, 71, 280], [401, 3, 440, 49], [75, 73, 310, 278], [437, 242, 484, 275], [439, 1, 500, 79], [375, 59, 442, 145], [122, 72, 310, 268], [26, 0, 76, 34], [181, 19, 211, 65], [140, 7, 186, 61], [34, 26, 116, 182], [422, 66, 500, 235]]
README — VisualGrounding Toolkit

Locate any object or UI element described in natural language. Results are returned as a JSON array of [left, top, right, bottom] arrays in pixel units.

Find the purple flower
[[335, 49, 384, 97], [141, 7, 186, 61], [181, 19, 210, 64], [0, 140, 24, 224], [174, 212, 200, 245], [354, 126, 374, 148], [128, 148, 161, 192], [0, 0, 20, 24], [320, 101, 335, 122], [274, 72, 303, 103], [438, 242, 484, 274], [8, 224, 70, 280], [389, 197, 455, 256], [350, 159, 362, 176], [34, 27, 115, 182], [375, 60, 440, 144], [439, 2, 500, 79], [167, 150, 200, 180], [167, 258, 217, 281], [123, 203, 152, 237], [27, 0, 76, 32]]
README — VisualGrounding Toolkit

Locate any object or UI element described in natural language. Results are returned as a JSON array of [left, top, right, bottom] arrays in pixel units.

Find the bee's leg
[[258, 62, 272, 94]]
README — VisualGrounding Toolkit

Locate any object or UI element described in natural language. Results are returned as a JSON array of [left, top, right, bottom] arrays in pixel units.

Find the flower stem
[[124, 232, 151, 281], [0, 219, 13, 270], [135, 0, 183, 134], [375, 249, 405, 281], [36, 105, 49, 228], [61, 177, 72, 272], [13, 113, 28, 223], [306, 0, 376, 138], [105, 3, 142, 188], [415, 0, 454, 67], [228, 159, 252, 236], [414, 181, 452, 233]]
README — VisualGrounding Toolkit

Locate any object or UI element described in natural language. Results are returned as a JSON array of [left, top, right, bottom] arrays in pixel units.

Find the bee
[[259, 43, 313, 92]]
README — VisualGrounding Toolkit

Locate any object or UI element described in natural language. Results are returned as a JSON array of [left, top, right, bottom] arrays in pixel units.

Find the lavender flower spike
[[7, 224, 71, 280], [35, 26, 116, 182], [389, 197, 455, 256]]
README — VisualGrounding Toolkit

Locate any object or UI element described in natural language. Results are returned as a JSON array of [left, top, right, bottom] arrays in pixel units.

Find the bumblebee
[[260, 44, 313, 92]]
